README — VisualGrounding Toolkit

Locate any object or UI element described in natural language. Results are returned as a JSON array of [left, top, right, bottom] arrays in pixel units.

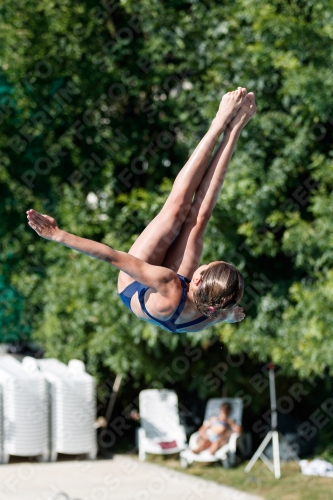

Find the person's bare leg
[[192, 438, 212, 454], [208, 434, 229, 455], [162, 93, 256, 277], [189, 93, 257, 228], [118, 88, 247, 290]]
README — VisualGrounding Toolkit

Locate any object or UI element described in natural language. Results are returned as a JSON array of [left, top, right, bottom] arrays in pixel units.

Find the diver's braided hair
[[193, 261, 244, 316]]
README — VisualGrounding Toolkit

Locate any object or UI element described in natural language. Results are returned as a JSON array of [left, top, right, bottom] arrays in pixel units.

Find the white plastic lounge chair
[[138, 389, 187, 461], [180, 397, 251, 468]]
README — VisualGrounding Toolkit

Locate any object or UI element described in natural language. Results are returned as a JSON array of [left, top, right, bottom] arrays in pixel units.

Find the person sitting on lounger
[[193, 402, 242, 455]]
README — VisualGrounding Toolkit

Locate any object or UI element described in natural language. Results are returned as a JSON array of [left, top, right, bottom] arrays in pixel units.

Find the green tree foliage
[[0, 0, 332, 388]]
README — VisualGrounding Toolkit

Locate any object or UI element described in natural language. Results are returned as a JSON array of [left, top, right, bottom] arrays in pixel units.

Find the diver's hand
[[26, 209, 61, 241], [224, 306, 245, 323]]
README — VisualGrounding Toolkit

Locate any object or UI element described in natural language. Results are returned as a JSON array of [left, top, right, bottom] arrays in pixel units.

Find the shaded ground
[[145, 455, 333, 500]]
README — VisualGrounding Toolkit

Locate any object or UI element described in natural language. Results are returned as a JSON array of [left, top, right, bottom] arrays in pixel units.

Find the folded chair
[[180, 397, 251, 468], [138, 389, 187, 460]]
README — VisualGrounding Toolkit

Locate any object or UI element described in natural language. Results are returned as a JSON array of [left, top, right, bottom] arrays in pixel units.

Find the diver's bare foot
[[228, 92, 256, 131], [212, 87, 247, 132]]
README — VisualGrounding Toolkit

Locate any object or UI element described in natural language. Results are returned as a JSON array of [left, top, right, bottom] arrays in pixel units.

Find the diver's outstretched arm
[[26, 209, 181, 298]]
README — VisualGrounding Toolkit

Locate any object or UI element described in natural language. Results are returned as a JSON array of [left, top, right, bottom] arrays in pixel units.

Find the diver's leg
[[118, 89, 247, 290], [162, 93, 256, 277]]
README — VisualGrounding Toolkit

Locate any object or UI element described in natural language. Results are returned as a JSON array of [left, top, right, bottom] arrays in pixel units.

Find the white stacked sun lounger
[[0, 355, 49, 463], [34, 358, 97, 461]]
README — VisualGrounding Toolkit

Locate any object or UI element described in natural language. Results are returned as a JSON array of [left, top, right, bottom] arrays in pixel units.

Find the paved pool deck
[[0, 455, 264, 500]]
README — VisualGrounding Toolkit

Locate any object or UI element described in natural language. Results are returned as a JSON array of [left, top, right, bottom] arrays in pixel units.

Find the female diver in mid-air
[[27, 87, 256, 334]]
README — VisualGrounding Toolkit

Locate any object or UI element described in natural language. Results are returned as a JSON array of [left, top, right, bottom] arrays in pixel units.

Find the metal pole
[[268, 364, 277, 430], [245, 363, 300, 478], [268, 364, 281, 478], [105, 374, 123, 425], [245, 364, 279, 476]]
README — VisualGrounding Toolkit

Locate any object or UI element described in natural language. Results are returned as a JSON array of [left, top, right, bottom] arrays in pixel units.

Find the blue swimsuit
[[207, 419, 232, 443], [119, 274, 208, 333]]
